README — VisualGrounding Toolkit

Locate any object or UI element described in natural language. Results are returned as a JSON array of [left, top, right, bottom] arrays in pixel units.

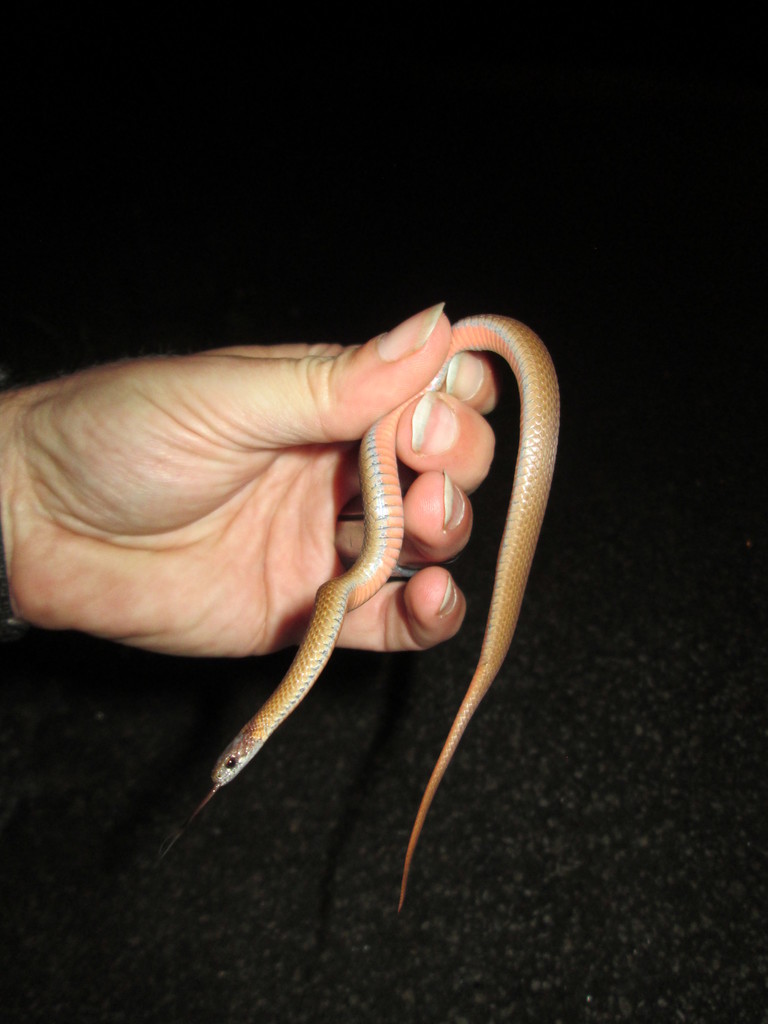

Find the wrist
[[0, 387, 29, 636]]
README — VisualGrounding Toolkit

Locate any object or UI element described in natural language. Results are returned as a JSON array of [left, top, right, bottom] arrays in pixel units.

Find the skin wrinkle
[[221, 489, 275, 653], [112, 515, 259, 654], [169, 357, 293, 454], [18, 401, 75, 521], [28, 389, 154, 530], [257, 445, 345, 649], [134, 376, 269, 481], [257, 354, 340, 449], [246, 479, 302, 645], [37, 367, 270, 537], [303, 352, 346, 445]]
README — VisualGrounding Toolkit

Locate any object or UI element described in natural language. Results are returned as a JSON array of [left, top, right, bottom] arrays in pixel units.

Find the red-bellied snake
[[175, 314, 560, 909]]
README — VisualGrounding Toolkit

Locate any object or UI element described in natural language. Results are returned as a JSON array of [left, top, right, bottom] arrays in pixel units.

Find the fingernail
[[438, 576, 458, 616], [411, 392, 457, 455], [446, 352, 484, 401], [442, 471, 466, 530], [377, 302, 445, 362]]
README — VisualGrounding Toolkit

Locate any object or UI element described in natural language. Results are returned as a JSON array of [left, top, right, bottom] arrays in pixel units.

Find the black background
[[2, 19, 766, 1024]]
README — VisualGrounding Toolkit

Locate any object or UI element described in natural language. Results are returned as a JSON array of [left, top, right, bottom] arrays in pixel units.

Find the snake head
[[211, 730, 264, 787], [159, 729, 265, 857]]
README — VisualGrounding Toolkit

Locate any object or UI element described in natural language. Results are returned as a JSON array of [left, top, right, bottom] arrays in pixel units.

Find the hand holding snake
[[0, 306, 558, 905]]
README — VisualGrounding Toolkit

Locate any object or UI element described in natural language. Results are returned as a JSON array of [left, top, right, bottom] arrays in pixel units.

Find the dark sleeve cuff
[[0, 519, 28, 641]]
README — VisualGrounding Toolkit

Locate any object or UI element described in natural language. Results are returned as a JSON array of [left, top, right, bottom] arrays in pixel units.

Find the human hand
[[0, 306, 499, 656]]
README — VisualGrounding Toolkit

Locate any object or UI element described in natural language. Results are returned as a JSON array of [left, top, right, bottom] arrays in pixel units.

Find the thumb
[[231, 304, 451, 448]]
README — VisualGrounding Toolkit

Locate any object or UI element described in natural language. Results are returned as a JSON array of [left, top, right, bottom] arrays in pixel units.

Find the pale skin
[[0, 308, 501, 659]]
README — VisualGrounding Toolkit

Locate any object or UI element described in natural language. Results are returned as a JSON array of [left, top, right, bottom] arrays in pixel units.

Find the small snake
[[173, 314, 559, 909]]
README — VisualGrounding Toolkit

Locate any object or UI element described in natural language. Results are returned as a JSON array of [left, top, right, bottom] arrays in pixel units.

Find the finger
[[187, 304, 453, 450], [395, 392, 496, 495], [337, 567, 465, 652], [199, 341, 346, 360], [399, 471, 471, 567], [444, 350, 502, 415], [334, 470, 471, 571]]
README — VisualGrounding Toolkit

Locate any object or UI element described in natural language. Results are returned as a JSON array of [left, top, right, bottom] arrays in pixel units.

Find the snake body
[[202, 314, 559, 906]]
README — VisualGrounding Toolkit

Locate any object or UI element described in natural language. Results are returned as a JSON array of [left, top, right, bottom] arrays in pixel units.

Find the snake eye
[[225, 755, 238, 770]]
